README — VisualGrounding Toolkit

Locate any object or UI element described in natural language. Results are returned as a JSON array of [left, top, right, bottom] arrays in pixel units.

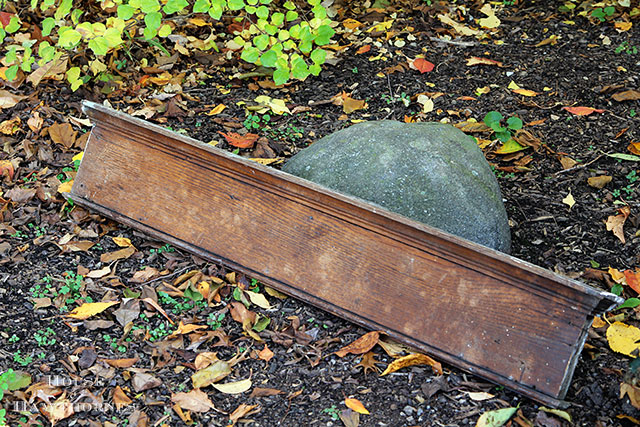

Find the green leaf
[[104, 27, 124, 47], [607, 153, 640, 162], [299, 25, 313, 43], [228, 0, 245, 10], [145, 11, 162, 31], [210, 0, 225, 19], [193, 0, 211, 13], [271, 12, 285, 26], [476, 407, 517, 427], [612, 283, 623, 296], [6, 16, 21, 34], [241, 46, 260, 63], [260, 49, 278, 67], [291, 57, 309, 80], [314, 24, 334, 45], [506, 116, 523, 130], [5, 65, 18, 81], [256, 5, 269, 19], [38, 42, 56, 62], [163, 0, 188, 14], [245, 5, 256, 13], [496, 131, 511, 143], [283, 0, 295, 10], [5, 47, 16, 63], [139, 0, 160, 13], [253, 34, 269, 50], [143, 26, 157, 39], [618, 298, 640, 309], [158, 24, 172, 37], [247, 0, 258, 4], [253, 316, 270, 332], [309, 63, 321, 76], [312, 4, 327, 20], [299, 40, 312, 54], [484, 111, 503, 127], [310, 48, 326, 64], [0, 29, 5, 44], [277, 29, 290, 41], [71, 8, 83, 25], [66, 66, 80, 82], [54, 0, 73, 20], [117, 4, 136, 19], [89, 36, 110, 56], [286, 10, 299, 21], [42, 16, 56, 37], [184, 286, 204, 302], [273, 66, 289, 85], [58, 27, 82, 48]]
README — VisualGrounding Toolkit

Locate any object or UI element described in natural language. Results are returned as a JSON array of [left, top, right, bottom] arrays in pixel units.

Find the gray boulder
[[282, 120, 511, 252]]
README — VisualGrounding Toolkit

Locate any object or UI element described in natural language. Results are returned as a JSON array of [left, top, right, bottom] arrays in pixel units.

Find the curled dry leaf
[[218, 131, 259, 149], [100, 245, 136, 263], [229, 403, 261, 425], [605, 206, 630, 244], [466, 57, 503, 67], [113, 386, 133, 409], [334, 331, 380, 357], [381, 353, 443, 375], [620, 383, 640, 409]]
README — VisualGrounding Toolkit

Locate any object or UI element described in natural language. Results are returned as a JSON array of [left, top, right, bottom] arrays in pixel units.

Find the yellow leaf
[[192, 360, 232, 388], [494, 139, 527, 154], [57, 180, 74, 194], [607, 322, 640, 357], [417, 94, 434, 113], [188, 18, 211, 27], [609, 267, 626, 283], [507, 81, 520, 90], [112, 236, 132, 247], [245, 290, 272, 309], [540, 407, 572, 422], [615, 21, 632, 32], [345, 397, 370, 415], [254, 95, 291, 115], [72, 151, 84, 162], [478, 15, 500, 29], [438, 14, 482, 37], [211, 378, 252, 394], [512, 89, 538, 97], [562, 190, 575, 209], [206, 104, 226, 115], [592, 316, 607, 328], [381, 353, 442, 376], [250, 158, 283, 166], [66, 301, 119, 320]]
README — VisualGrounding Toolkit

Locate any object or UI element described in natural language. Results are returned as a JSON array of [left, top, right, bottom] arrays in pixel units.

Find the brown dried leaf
[[219, 131, 259, 149], [41, 393, 74, 426], [587, 175, 612, 189], [5, 187, 37, 204], [100, 245, 136, 263], [48, 123, 77, 149], [466, 57, 503, 67], [172, 389, 217, 412], [0, 117, 21, 135], [0, 89, 27, 109], [132, 372, 162, 392], [612, 90, 640, 102], [621, 383, 640, 409], [606, 206, 630, 244], [130, 267, 160, 283], [102, 357, 139, 368], [559, 156, 577, 170], [113, 386, 132, 409], [26, 57, 67, 87], [335, 331, 380, 358], [249, 387, 282, 397], [229, 403, 260, 425], [381, 353, 443, 376], [355, 351, 384, 375], [258, 344, 274, 363]]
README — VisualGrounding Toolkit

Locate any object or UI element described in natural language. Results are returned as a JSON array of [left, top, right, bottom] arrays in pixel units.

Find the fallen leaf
[[535, 35, 558, 47], [356, 45, 370, 54], [42, 393, 75, 425], [476, 406, 517, 427], [258, 344, 274, 363], [466, 57, 503, 67], [607, 322, 640, 357], [609, 267, 627, 283], [66, 301, 119, 320], [540, 406, 572, 422], [356, 351, 384, 375], [625, 270, 640, 295], [130, 267, 160, 283], [132, 372, 162, 392], [212, 378, 252, 394], [562, 190, 575, 209], [102, 357, 139, 368], [26, 57, 67, 87], [206, 104, 226, 115], [48, 122, 77, 148], [86, 266, 111, 279], [629, 142, 640, 155], [0, 89, 27, 109], [194, 352, 219, 370], [345, 397, 369, 415], [494, 139, 527, 154], [381, 352, 443, 375], [219, 131, 259, 149], [413, 58, 434, 73], [621, 383, 640, 409], [229, 403, 260, 425], [335, 331, 380, 357], [614, 21, 633, 31], [377, 337, 411, 357], [512, 89, 538, 97], [192, 360, 232, 388], [0, 117, 21, 134], [478, 5, 500, 29], [57, 180, 74, 194], [339, 409, 360, 427], [168, 320, 207, 338], [587, 175, 612, 189], [254, 95, 291, 115], [172, 389, 217, 412], [438, 14, 481, 36], [466, 391, 495, 401], [331, 92, 367, 114], [113, 386, 133, 409], [245, 290, 272, 309], [112, 236, 132, 247], [612, 90, 640, 102], [417, 94, 434, 113], [0, 160, 15, 180], [113, 298, 140, 327], [559, 156, 577, 169], [141, 297, 174, 324], [606, 206, 630, 244], [101, 246, 136, 263], [562, 106, 605, 115], [5, 186, 37, 203]]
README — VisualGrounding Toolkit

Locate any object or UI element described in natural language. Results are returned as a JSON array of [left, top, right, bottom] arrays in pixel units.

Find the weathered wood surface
[[71, 101, 621, 407]]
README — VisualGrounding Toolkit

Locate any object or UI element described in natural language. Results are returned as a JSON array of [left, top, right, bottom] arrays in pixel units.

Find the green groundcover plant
[[0, 0, 335, 89]]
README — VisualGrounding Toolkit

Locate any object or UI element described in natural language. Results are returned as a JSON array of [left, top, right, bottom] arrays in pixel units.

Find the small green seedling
[[483, 111, 523, 142], [591, 6, 615, 22]]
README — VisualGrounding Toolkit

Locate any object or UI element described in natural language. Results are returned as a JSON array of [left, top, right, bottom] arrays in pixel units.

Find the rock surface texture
[[283, 120, 511, 253]]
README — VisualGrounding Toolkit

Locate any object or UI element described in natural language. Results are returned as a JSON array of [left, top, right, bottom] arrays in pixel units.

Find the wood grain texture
[[71, 102, 621, 407]]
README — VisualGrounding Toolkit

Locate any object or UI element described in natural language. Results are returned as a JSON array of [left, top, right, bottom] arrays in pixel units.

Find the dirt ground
[[1, 0, 640, 426]]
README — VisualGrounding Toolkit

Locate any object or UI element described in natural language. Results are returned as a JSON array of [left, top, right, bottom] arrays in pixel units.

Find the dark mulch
[[1, 1, 639, 426]]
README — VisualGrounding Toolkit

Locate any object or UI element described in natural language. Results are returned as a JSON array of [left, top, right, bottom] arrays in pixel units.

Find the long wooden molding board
[[71, 101, 621, 407]]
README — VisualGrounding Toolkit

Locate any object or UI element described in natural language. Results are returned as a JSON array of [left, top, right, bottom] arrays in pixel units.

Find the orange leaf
[[466, 57, 503, 67], [0, 159, 14, 180], [335, 331, 380, 357], [624, 270, 640, 295], [413, 58, 434, 73], [629, 142, 640, 155], [381, 353, 443, 375], [113, 386, 133, 409], [219, 131, 259, 149], [345, 397, 370, 415], [562, 106, 605, 116], [356, 45, 371, 54], [258, 344, 274, 362], [103, 357, 139, 368], [168, 320, 207, 338], [608, 267, 626, 284], [605, 206, 630, 244]]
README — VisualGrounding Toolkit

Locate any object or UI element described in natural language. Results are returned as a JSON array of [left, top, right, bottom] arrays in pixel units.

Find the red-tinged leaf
[[562, 106, 605, 116], [0, 12, 13, 27], [624, 270, 640, 295], [356, 45, 371, 54], [219, 131, 259, 149], [413, 58, 434, 73], [0, 159, 14, 180]]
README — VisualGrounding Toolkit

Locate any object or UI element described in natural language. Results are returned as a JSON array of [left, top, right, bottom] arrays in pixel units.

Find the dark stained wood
[[71, 101, 621, 407]]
